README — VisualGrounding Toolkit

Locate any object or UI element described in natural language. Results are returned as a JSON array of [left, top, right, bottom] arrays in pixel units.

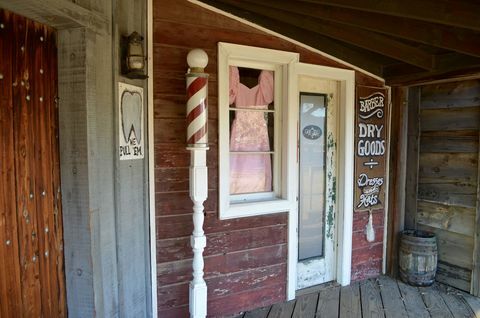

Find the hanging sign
[[354, 86, 388, 212], [119, 82, 144, 160]]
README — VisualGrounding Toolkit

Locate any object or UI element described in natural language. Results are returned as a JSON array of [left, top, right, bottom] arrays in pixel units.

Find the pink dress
[[229, 66, 274, 194]]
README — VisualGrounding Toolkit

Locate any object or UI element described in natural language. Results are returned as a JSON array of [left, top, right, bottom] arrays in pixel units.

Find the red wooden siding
[[153, 1, 384, 316]]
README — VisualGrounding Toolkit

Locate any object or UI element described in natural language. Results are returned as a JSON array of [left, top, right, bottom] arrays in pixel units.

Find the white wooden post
[[186, 49, 209, 318]]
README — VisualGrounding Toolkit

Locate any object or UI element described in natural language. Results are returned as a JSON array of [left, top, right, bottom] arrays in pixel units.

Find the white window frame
[[218, 42, 299, 219]]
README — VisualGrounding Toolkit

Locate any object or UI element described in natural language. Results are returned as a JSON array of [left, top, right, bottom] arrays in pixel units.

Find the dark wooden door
[[0, 9, 66, 317]]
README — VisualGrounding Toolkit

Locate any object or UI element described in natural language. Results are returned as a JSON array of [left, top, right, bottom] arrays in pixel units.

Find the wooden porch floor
[[237, 276, 480, 318]]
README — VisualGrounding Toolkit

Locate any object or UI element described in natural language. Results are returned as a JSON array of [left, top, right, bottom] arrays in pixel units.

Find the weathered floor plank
[[339, 283, 361, 318], [241, 276, 480, 318], [292, 292, 318, 318], [396, 280, 429, 318], [316, 286, 340, 318], [419, 285, 454, 318], [360, 279, 383, 318], [436, 284, 475, 318], [267, 300, 295, 318], [461, 291, 480, 318], [378, 276, 408, 318], [244, 306, 271, 318]]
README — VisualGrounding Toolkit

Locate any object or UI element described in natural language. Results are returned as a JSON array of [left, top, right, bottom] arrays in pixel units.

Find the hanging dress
[[229, 66, 274, 194]]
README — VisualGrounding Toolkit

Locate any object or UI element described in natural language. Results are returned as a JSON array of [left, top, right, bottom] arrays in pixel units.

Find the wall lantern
[[121, 31, 148, 79]]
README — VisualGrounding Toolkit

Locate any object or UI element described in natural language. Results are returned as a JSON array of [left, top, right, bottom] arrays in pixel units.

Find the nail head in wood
[[6, 240, 11, 246]]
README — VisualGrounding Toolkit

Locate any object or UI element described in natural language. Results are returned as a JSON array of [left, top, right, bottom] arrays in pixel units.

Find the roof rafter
[[299, 0, 480, 32], [202, 0, 387, 76], [215, 0, 435, 70], [241, 0, 480, 58]]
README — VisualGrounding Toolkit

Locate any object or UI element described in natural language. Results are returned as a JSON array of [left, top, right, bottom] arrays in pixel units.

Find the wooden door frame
[[287, 63, 355, 300]]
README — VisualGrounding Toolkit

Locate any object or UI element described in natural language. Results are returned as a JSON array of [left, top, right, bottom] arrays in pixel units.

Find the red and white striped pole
[[186, 49, 209, 318]]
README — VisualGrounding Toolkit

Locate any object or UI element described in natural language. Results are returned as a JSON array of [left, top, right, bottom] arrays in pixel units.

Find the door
[[0, 9, 66, 317], [296, 72, 339, 290]]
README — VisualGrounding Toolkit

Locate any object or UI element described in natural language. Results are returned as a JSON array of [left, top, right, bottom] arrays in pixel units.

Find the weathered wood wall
[[0, 9, 66, 317], [154, 1, 384, 317], [413, 80, 480, 291]]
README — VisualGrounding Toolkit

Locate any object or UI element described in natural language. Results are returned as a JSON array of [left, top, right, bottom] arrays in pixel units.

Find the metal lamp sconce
[[121, 31, 148, 79]]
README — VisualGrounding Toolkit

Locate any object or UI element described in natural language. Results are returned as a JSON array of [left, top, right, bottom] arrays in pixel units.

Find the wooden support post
[[386, 86, 408, 277], [186, 49, 209, 318], [404, 87, 421, 230]]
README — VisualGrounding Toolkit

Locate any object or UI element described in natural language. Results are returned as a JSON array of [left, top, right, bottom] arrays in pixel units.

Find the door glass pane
[[298, 93, 326, 261]]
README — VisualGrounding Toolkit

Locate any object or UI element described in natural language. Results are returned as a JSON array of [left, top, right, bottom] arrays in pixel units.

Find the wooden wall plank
[[12, 14, 43, 317], [418, 224, 474, 270], [418, 153, 477, 184], [156, 212, 287, 240], [420, 135, 478, 153], [156, 225, 287, 262], [0, 9, 23, 317], [420, 80, 480, 109], [33, 22, 54, 318], [420, 107, 480, 132], [418, 182, 477, 208], [436, 262, 471, 292], [416, 200, 475, 236]]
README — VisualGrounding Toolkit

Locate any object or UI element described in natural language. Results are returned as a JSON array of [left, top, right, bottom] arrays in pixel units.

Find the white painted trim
[[287, 63, 355, 298], [217, 42, 299, 220], [188, 0, 384, 84], [147, 0, 157, 315]]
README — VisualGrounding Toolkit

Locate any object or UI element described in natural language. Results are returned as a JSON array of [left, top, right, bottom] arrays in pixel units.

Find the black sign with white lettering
[[354, 87, 388, 212]]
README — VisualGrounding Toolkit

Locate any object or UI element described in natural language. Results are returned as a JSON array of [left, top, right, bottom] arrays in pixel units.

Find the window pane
[[230, 153, 273, 194], [298, 93, 327, 261], [229, 66, 275, 194]]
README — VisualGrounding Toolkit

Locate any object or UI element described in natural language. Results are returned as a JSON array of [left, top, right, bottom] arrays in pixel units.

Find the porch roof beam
[[215, 0, 435, 70], [0, 0, 109, 34], [299, 0, 480, 32], [240, 0, 480, 58], [202, 0, 387, 76]]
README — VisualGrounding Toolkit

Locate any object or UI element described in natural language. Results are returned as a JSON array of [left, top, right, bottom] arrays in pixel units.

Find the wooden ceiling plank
[[299, 0, 480, 32], [384, 54, 480, 86], [215, 0, 435, 70], [241, 0, 480, 58], [201, 0, 385, 76]]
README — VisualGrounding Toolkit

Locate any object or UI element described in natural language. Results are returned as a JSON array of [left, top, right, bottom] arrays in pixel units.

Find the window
[[218, 43, 299, 219]]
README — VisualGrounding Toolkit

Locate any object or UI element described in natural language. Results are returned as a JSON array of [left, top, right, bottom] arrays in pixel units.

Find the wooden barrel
[[399, 230, 437, 286]]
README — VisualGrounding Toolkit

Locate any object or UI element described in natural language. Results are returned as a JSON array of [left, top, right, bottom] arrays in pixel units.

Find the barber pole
[[186, 49, 209, 318], [186, 52, 209, 147]]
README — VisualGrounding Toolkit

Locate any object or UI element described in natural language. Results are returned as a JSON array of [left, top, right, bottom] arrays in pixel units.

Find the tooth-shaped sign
[[118, 83, 144, 160], [121, 90, 142, 144]]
